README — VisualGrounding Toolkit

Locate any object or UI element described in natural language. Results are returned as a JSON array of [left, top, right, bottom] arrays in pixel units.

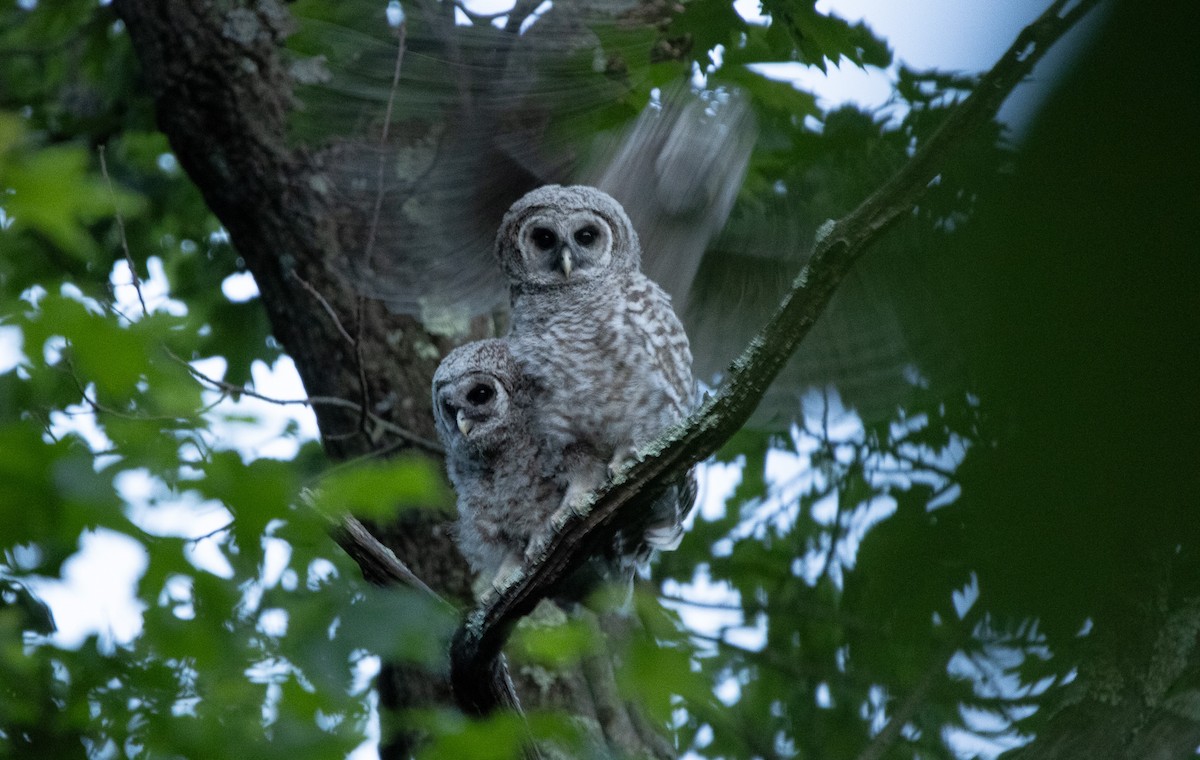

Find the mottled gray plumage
[[431, 339, 565, 585], [495, 185, 697, 566]]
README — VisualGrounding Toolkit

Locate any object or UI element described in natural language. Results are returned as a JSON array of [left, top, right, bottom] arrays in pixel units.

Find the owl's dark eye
[[466, 384, 494, 406], [442, 400, 456, 418], [574, 226, 599, 246], [531, 227, 557, 251]]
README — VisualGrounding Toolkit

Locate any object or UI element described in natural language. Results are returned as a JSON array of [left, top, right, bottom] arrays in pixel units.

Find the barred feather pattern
[[497, 186, 699, 580], [508, 274, 693, 461]]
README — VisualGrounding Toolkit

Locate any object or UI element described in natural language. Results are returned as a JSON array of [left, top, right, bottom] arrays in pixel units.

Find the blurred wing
[[294, 5, 755, 333], [587, 84, 757, 314]]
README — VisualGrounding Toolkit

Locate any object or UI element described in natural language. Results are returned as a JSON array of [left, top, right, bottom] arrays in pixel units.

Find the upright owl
[[495, 184, 697, 559], [431, 339, 566, 588]]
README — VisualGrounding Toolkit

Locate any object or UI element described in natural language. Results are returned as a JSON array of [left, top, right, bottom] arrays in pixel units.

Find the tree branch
[[450, 0, 1103, 717], [167, 347, 445, 455], [330, 514, 450, 603], [853, 649, 950, 760]]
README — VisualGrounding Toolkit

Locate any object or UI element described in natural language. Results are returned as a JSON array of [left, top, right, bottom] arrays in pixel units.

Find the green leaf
[[619, 639, 709, 725], [756, 0, 891, 71], [668, 0, 749, 68], [715, 64, 819, 122], [309, 456, 450, 520], [509, 615, 600, 668], [0, 121, 146, 261], [335, 584, 456, 665], [414, 710, 528, 760], [195, 452, 297, 558]]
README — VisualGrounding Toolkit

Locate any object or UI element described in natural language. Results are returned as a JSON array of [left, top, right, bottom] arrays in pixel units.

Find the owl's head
[[432, 339, 525, 453], [495, 185, 641, 287]]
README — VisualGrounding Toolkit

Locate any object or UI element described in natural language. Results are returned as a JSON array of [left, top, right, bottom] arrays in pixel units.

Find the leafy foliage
[[3, 0, 1197, 759]]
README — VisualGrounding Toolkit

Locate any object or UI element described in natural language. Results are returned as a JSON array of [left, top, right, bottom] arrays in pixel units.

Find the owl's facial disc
[[519, 213, 611, 283]]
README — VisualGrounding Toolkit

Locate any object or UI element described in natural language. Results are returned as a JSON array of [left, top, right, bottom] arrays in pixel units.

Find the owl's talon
[[478, 585, 499, 607], [549, 502, 579, 533], [606, 446, 638, 480], [814, 218, 837, 244], [484, 568, 524, 604], [525, 529, 552, 562], [498, 569, 522, 591], [479, 553, 525, 602], [558, 474, 599, 520]]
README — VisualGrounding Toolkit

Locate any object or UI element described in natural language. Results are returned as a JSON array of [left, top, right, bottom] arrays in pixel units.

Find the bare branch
[[288, 270, 358, 346], [330, 514, 450, 604], [166, 348, 444, 455], [98, 144, 147, 317]]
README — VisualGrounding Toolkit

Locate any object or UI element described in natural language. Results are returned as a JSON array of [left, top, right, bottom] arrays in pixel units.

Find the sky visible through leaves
[[0, 0, 1099, 757]]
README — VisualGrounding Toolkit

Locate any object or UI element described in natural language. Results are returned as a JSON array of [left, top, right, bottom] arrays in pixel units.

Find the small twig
[[305, 437, 410, 485], [164, 347, 444, 455], [34, 410, 60, 443], [452, 1, 508, 22], [815, 495, 846, 588], [354, 298, 372, 435], [852, 647, 953, 760], [182, 496, 452, 616], [61, 354, 183, 423], [186, 521, 233, 543], [503, 0, 545, 35], [659, 594, 743, 612], [814, 391, 846, 588], [98, 145, 148, 317], [889, 448, 961, 481], [353, 22, 408, 438], [363, 21, 407, 269], [288, 270, 357, 346]]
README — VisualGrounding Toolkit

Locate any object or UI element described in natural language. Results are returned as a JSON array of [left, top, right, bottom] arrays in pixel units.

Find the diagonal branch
[[853, 648, 950, 760], [449, 0, 1104, 717], [331, 514, 450, 602]]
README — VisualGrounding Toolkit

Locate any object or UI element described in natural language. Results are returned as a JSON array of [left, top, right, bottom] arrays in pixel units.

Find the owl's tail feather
[[640, 466, 698, 553]]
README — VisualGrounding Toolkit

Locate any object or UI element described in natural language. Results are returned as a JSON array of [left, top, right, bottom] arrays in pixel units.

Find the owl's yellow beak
[[456, 409, 474, 436], [560, 250, 572, 279]]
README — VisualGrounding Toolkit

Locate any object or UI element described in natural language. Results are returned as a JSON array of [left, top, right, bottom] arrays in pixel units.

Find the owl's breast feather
[[508, 274, 690, 453]]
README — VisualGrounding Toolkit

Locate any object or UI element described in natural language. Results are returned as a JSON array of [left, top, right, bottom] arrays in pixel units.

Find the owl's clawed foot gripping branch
[[606, 445, 638, 481]]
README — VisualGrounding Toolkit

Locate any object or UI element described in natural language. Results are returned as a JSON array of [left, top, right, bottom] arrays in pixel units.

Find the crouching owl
[[431, 339, 565, 589]]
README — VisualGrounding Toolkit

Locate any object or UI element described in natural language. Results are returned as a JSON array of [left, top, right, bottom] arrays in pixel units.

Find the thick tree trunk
[[112, 2, 674, 757]]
